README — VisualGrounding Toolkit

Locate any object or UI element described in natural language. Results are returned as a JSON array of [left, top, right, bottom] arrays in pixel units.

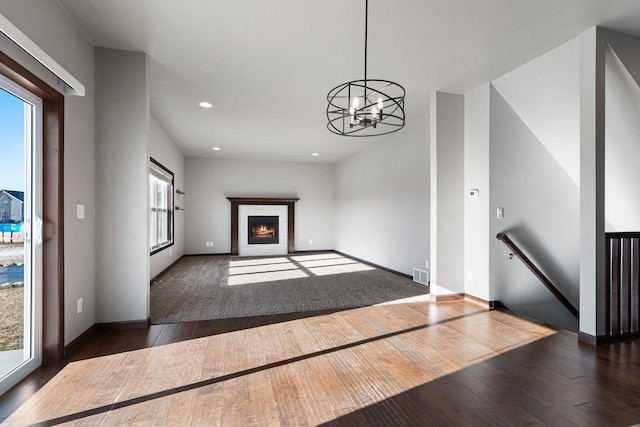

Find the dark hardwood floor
[[1, 301, 639, 426]]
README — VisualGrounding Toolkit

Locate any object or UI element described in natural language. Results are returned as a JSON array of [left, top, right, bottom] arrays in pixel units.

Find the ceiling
[[58, 0, 640, 163]]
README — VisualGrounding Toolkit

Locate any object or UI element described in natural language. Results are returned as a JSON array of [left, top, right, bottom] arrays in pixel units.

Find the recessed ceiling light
[[212, 147, 221, 151], [312, 153, 319, 156], [199, 101, 213, 108]]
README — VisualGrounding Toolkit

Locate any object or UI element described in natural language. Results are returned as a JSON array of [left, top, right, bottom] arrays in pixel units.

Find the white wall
[[430, 93, 465, 295], [95, 48, 150, 323], [490, 85, 580, 331], [487, 37, 582, 331], [150, 116, 184, 279], [579, 27, 607, 338], [184, 157, 334, 254], [335, 114, 430, 276], [492, 38, 580, 186], [0, 1, 96, 345], [464, 84, 490, 301], [605, 41, 640, 232]]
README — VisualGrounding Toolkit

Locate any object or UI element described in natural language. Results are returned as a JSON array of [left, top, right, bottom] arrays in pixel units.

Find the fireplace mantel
[[227, 197, 299, 255]]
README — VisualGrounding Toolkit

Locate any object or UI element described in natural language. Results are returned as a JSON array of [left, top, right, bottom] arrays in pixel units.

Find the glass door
[[0, 74, 43, 395]]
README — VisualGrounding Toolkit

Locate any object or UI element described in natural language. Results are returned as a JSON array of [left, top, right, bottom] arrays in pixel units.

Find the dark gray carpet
[[150, 252, 429, 324]]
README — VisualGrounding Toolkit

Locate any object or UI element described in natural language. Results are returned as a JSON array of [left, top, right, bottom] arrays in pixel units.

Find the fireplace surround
[[227, 197, 299, 255]]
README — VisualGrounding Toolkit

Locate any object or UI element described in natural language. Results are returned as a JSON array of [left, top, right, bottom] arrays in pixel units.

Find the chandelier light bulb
[[377, 97, 383, 109], [371, 106, 378, 117], [352, 97, 359, 108], [349, 106, 355, 115]]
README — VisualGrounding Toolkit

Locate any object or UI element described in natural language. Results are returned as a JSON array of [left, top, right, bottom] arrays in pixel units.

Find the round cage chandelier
[[326, 0, 406, 137]]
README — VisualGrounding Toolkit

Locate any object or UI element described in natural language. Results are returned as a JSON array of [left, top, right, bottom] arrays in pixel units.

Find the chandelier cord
[[364, 0, 368, 100]]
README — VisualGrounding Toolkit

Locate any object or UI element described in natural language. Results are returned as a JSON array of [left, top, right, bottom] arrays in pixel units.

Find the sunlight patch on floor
[[290, 253, 344, 262], [227, 269, 309, 286], [226, 253, 376, 283], [374, 294, 431, 305], [308, 262, 375, 276], [229, 261, 299, 276], [229, 257, 290, 267], [296, 258, 360, 268], [3, 303, 561, 426]]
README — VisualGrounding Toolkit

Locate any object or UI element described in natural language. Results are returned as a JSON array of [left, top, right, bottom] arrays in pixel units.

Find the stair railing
[[605, 232, 640, 339], [496, 233, 578, 318]]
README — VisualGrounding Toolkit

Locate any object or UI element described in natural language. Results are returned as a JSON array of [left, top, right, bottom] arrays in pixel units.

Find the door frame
[[0, 50, 64, 363]]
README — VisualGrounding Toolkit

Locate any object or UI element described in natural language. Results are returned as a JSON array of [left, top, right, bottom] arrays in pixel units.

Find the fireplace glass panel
[[248, 216, 279, 244]]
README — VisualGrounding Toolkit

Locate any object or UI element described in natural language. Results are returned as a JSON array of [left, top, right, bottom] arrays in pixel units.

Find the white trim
[[0, 73, 43, 395], [0, 12, 85, 96], [239, 205, 288, 257]]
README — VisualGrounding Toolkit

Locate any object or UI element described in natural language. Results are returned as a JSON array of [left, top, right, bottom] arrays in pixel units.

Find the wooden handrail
[[606, 232, 640, 239], [496, 233, 579, 318]]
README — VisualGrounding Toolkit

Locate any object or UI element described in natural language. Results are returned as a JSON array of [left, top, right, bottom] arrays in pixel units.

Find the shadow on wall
[[499, 225, 579, 304], [490, 86, 580, 332], [494, 228, 579, 332]]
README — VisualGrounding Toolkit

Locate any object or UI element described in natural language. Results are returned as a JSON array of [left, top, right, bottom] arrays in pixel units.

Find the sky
[[0, 87, 25, 192]]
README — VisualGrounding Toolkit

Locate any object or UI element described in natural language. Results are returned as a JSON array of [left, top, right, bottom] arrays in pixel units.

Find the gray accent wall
[[334, 115, 430, 276], [0, 0, 97, 345], [95, 48, 150, 323], [490, 86, 579, 331], [184, 157, 335, 255]]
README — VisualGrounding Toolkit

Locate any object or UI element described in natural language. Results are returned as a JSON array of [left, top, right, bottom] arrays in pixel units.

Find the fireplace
[[248, 216, 279, 244], [227, 197, 298, 255]]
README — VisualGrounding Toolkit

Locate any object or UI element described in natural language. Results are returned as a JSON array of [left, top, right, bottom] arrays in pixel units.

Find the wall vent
[[413, 268, 429, 286]]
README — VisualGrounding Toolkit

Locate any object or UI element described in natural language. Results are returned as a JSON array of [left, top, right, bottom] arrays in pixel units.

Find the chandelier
[[326, 0, 406, 137]]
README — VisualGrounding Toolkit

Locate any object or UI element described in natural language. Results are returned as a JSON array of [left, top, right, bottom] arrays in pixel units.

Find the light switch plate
[[76, 204, 85, 219]]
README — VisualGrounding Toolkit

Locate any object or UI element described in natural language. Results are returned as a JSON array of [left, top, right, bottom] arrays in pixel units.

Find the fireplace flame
[[252, 224, 276, 238]]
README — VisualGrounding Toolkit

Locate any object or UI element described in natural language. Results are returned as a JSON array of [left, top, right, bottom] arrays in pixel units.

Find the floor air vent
[[413, 268, 429, 286]]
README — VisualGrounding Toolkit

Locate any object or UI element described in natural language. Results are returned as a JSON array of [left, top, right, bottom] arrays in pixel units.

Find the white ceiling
[[59, 0, 640, 163]]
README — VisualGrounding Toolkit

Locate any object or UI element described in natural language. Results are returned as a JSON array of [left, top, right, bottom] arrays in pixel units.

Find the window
[[149, 158, 174, 254]]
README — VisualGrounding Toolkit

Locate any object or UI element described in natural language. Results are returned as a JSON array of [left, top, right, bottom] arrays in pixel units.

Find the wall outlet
[[309, 239, 313, 245], [425, 260, 429, 269], [77, 298, 83, 314], [76, 204, 85, 219], [467, 271, 473, 281]]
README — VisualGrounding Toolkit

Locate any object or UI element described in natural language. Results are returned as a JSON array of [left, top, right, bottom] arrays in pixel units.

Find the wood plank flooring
[[1, 301, 640, 426]]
